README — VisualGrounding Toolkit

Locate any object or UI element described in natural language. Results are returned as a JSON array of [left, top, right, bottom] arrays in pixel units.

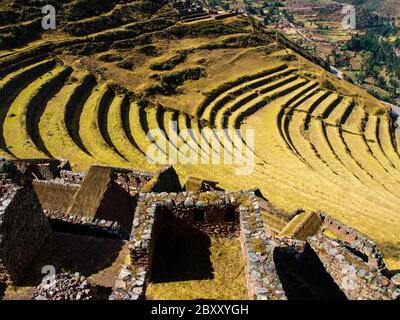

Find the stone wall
[[278, 212, 323, 240], [12, 159, 61, 180], [239, 193, 287, 300], [112, 169, 154, 196], [59, 170, 85, 184], [320, 213, 386, 271], [258, 198, 297, 233], [110, 191, 288, 300], [46, 211, 127, 238], [0, 183, 52, 285], [56, 166, 134, 231], [308, 235, 399, 300], [184, 176, 219, 192], [32, 172, 133, 237], [10, 163, 176, 240], [3, 157, 398, 300]]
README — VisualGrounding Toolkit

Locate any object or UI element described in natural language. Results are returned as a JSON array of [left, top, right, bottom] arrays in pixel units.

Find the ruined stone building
[[0, 157, 399, 300], [170, 0, 211, 22]]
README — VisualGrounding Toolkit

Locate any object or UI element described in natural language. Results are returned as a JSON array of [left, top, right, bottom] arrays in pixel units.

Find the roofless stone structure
[[0, 158, 399, 300]]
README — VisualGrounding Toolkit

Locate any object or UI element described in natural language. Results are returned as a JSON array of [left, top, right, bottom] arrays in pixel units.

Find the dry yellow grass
[[3, 66, 68, 158], [1, 11, 400, 273], [39, 72, 96, 171]]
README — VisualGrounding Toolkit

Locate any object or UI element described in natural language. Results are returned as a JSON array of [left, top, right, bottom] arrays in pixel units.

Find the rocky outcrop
[[33, 272, 93, 300]]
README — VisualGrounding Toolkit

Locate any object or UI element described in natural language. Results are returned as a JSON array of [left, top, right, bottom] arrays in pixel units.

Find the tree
[[208, 0, 222, 8], [395, 37, 400, 48], [356, 71, 367, 84], [325, 55, 331, 66]]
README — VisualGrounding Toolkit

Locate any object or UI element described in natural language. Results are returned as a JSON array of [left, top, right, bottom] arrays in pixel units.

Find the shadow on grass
[[151, 220, 213, 283], [20, 232, 123, 289]]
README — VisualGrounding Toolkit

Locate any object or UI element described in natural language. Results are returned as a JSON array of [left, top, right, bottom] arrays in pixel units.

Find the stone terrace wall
[[112, 169, 154, 196], [0, 183, 52, 285], [320, 213, 386, 271], [110, 191, 287, 300], [46, 211, 127, 238], [308, 235, 399, 300], [258, 197, 297, 233]]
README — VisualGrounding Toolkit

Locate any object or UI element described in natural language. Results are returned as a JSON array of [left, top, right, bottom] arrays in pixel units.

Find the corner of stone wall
[[308, 235, 399, 300], [0, 183, 52, 286], [239, 193, 287, 300]]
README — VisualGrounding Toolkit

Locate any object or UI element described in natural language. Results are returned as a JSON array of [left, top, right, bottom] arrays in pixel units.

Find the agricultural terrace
[[0, 0, 399, 270]]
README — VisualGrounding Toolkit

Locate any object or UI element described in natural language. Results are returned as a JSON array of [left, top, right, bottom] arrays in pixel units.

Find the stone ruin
[[110, 192, 400, 300], [0, 159, 52, 286], [170, 0, 211, 22], [30, 160, 181, 238], [0, 157, 399, 300], [33, 272, 93, 301]]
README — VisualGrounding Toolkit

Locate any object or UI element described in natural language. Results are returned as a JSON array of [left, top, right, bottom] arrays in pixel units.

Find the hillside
[[288, 0, 400, 17], [341, 0, 400, 17], [0, 0, 399, 271]]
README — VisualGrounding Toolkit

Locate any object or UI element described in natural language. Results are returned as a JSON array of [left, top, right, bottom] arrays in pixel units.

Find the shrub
[[149, 50, 191, 71], [279, 54, 297, 62], [66, 42, 110, 56], [111, 34, 152, 49], [138, 45, 159, 56], [0, 18, 42, 48], [98, 53, 123, 62], [117, 60, 134, 70], [321, 80, 336, 91], [158, 20, 249, 40], [146, 67, 205, 95], [198, 33, 270, 50], [64, 0, 119, 21], [137, 97, 150, 108]]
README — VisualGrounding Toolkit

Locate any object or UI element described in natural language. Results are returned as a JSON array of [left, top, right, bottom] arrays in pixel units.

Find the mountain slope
[[0, 1, 399, 270]]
